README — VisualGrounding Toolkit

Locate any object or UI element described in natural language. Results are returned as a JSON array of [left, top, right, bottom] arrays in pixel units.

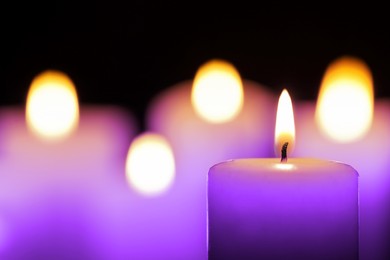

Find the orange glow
[[191, 59, 244, 123], [316, 56, 374, 142], [126, 133, 175, 196], [26, 70, 79, 141], [274, 89, 295, 157]]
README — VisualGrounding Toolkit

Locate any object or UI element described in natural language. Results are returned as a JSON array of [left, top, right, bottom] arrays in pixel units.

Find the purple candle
[[207, 90, 359, 260]]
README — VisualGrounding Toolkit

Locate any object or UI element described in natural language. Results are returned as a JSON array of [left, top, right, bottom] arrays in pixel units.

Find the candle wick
[[281, 142, 288, 163]]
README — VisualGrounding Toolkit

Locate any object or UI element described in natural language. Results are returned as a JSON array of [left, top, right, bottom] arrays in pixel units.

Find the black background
[[2, 2, 389, 129]]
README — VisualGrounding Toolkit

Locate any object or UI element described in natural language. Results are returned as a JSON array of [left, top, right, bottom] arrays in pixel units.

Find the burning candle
[[207, 90, 359, 260], [84, 132, 184, 259], [148, 59, 277, 161], [294, 56, 390, 260], [146, 59, 277, 258], [0, 70, 136, 163], [0, 70, 137, 259]]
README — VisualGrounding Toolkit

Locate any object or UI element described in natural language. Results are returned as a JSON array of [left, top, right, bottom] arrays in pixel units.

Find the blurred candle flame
[[191, 59, 244, 123], [315, 56, 374, 142], [275, 89, 295, 157], [126, 132, 175, 196], [26, 70, 79, 141]]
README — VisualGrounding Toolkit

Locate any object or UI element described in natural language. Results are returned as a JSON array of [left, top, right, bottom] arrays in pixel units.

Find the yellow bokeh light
[[126, 132, 175, 196], [191, 59, 244, 123], [26, 70, 79, 141], [315, 56, 374, 142], [274, 89, 295, 157]]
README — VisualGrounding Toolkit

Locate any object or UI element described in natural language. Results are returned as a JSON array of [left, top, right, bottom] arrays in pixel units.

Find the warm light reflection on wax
[[316, 56, 374, 142], [274, 163, 296, 170], [274, 89, 295, 157], [126, 133, 175, 196], [26, 70, 79, 141], [191, 59, 244, 123]]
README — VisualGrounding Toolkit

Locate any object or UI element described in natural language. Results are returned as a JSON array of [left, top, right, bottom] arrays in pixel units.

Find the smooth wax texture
[[295, 100, 390, 260], [146, 80, 277, 259], [208, 158, 359, 260]]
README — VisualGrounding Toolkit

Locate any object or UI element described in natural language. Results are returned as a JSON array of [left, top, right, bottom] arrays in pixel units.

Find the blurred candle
[[208, 89, 359, 260], [294, 56, 390, 260], [0, 70, 137, 259], [145, 59, 277, 259], [85, 132, 187, 259]]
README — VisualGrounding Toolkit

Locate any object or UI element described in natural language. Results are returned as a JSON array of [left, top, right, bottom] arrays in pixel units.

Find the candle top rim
[[209, 158, 358, 177]]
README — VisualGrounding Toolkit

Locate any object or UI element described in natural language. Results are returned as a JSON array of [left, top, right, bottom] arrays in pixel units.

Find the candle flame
[[126, 132, 175, 196], [275, 89, 295, 157], [315, 56, 374, 142], [26, 70, 79, 141], [191, 59, 244, 123]]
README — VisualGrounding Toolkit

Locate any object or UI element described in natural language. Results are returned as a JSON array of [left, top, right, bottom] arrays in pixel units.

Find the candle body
[[208, 158, 359, 260], [294, 100, 390, 260], [145, 80, 277, 259], [0, 106, 137, 259]]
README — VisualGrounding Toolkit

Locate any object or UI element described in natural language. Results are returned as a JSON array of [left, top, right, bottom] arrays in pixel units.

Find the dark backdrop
[[2, 2, 389, 129]]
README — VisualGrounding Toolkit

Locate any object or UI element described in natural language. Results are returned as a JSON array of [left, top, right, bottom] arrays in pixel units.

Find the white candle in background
[[144, 59, 277, 259], [294, 56, 390, 260], [0, 70, 137, 259]]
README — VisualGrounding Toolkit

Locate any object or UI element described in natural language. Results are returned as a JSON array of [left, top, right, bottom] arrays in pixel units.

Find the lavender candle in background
[[85, 132, 188, 260], [0, 70, 137, 259]]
